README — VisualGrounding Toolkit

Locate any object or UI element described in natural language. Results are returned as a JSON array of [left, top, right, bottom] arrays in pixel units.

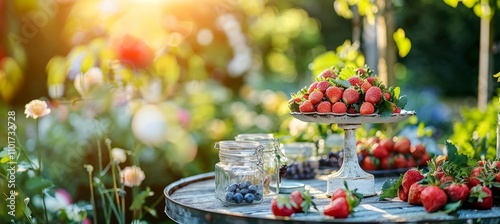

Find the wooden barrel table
[[164, 172, 500, 223]]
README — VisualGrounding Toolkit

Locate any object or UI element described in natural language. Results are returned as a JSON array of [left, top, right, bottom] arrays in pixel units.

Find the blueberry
[[238, 182, 247, 189], [248, 185, 257, 194], [244, 193, 255, 203], [235, 188, 241, 194], [245, 181, 252, 187], [254, 192, 262, 201], [227, 184, 237, 193], [225, 192, 234, 202], [240, 188, 249, 196], [233, 193, 243, 204]]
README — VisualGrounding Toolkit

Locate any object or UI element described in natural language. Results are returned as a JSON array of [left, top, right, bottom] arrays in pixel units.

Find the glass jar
[[214, 140, 266, 206], [282, 142, 319, 179], [235, 133, 285, 195]]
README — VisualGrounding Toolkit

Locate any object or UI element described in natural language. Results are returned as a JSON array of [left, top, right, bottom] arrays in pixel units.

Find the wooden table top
[[164, 172, 500, 223]]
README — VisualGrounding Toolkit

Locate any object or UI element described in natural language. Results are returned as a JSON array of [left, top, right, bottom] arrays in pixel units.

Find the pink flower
[[120, 165, 145, 187], [24, 99, 51, 119], [74, 67, 104, 97]]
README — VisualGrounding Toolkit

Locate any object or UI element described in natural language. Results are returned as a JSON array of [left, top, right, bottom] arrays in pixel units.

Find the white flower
[[131, 104, 168, 146], [24, 99, 51, 119], [74, 67, 104, 97], [120, 165, 145, 187], [111, 148, 127, 164]]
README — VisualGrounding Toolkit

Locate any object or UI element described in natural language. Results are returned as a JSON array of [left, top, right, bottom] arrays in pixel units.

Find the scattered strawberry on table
[[379, 140, 500, 213], [324, 182, 363, 218], [288, 65, 407, 116], [271, 190, 317, 217]]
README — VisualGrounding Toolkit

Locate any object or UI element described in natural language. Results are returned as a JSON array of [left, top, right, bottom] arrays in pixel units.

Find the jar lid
[[282, 142, 316, 157], [215, 140, 260, 150], [270, 181, 305, 194], [235, 133, 274, 141]]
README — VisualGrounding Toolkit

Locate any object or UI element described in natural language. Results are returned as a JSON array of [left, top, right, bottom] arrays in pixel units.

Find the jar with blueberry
[[282, 142, 319, 179], [214, 140, 266, 206], [235, 133, 286, 195]]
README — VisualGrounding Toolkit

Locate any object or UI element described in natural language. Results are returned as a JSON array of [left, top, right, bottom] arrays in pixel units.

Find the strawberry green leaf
[[393, 86, 400, 99], [330, 79, 351, 88], [446, 140, 468, 167], [338, 66, 356, 80], [379, 175, 403, 200], [379, 101, 393, 118], [395, 95, 407, 109], [442, 201, 462, 214]]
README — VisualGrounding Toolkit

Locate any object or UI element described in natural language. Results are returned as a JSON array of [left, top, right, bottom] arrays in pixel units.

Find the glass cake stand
[[290, 111, 416, 197]]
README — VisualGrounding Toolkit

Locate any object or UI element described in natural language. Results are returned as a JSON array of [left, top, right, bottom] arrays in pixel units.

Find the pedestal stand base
[[326, 173, 375, 197], [326, 124, 376, 197]]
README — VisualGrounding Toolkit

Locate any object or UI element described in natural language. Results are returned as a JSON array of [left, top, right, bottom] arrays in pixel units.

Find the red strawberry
[[324, 197, 350, 218], [496, 172, 500, 183], [419, 153, 431, 166], [330, 188, 347, 202], [410, 144, 426, 159], [379, 139, 394, 152], [393, 107, 401, 113], [372, 143, 389, 159], [360, 102, 375, 115], [408, 182, 426, 205], [318, 68, 336, 79], [402, 168, 424, 194], [469, 186, 493, 210], [361, 156, 379, 170], [317, 101, 332, 113], [326, 86, 343, 103], [380, 157, 394, 170], [347, 76, 363, 87], [361, 81, 372, 94], [394, 137, 411, 154], [439, 175, 455, 185], [290, 190, 315, 213], [445, 183, 470, 203], [421, 186, 447, 212], [308, 82, 318, 94], [393, 154, 407, 169], [342, 88, 360, 105], [366, 76, 377, 85], [383, 92, 391, 101], [467, 167, 485, 189], [355, 67, 366, 76], [271, 195, 296, 217], [398, 186, 408, 202], [309, 90, 324, 105], [317, 80, 330, 93], [347, 106, 357, 114], [299, 100, 315, 113], [332, 102, 347, 113], [365, 87, 382, 104]]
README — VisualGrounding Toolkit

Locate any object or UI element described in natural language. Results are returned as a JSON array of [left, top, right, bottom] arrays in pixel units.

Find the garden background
[[1, 0, 500, 223]]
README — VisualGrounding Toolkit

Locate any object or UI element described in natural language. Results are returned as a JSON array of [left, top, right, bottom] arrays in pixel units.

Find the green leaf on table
[[379, 175, 403, 200], [442, 201, 462, 214]]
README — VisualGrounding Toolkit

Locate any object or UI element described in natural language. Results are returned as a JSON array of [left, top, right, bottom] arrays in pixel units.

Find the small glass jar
[[282, 142, 319, 179], [214, 140, 266, 206], [235, 133, 285, 195]]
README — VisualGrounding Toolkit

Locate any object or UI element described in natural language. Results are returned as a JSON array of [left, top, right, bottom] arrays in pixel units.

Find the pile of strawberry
[[288, 66, 407, 116], [380, 141, 500, 213], [323, 182, 363, 218], [271, 190, 317, 217], [357, 136, 431, 170]]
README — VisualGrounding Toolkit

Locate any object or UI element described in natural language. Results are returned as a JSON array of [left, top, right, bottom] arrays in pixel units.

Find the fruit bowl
[[290, 110, 416, 124]]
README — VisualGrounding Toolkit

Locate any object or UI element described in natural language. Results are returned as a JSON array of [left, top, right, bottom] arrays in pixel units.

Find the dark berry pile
[[285, 161, 318, 179], [224, 181, 262, 204], [318, 151, 344, 169]]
